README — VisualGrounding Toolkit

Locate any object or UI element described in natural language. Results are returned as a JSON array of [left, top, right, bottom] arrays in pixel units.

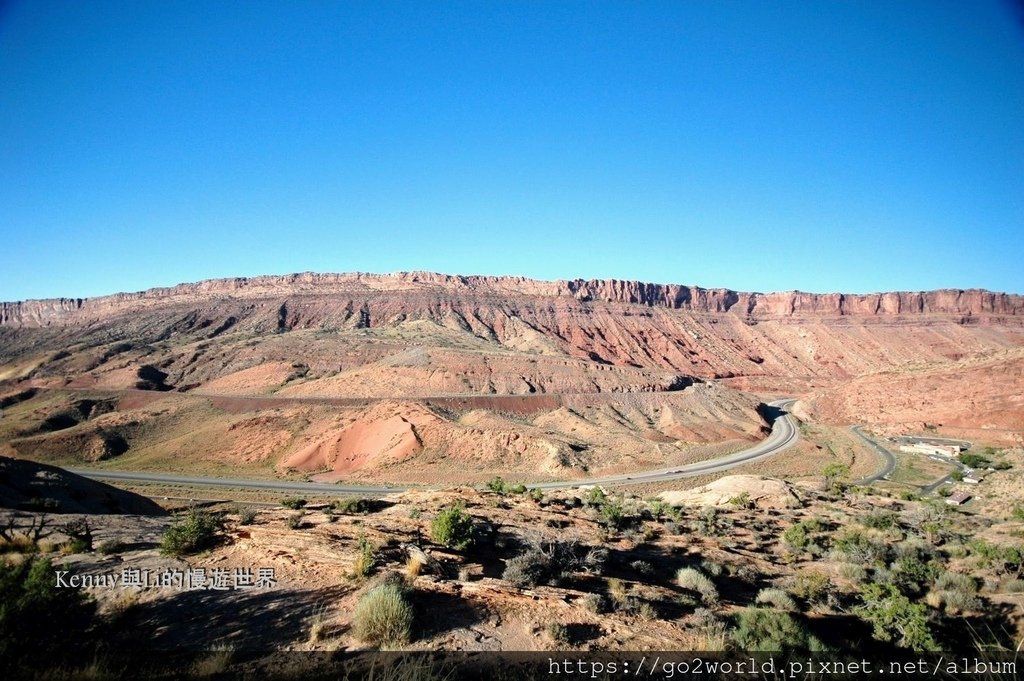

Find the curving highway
[[849, 425, 898, 485], [66, 399, 800, 496]]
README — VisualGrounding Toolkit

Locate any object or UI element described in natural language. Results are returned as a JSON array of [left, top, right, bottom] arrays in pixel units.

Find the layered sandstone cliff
[[2, 272, 1021, 328]]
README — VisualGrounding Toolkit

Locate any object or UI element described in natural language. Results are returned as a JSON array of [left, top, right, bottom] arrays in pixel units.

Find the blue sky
[[1, 1, 1022, 300]]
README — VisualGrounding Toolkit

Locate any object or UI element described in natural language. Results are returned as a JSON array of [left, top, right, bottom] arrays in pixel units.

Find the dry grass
[[405, 555, 424, 583]]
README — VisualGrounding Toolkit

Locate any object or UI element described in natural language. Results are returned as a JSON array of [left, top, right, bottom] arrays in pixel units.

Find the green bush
[[695, 506, 727, 536], [783, 523, 809, 549], [733, 607, 824, 652], [486, 476, 508, 494], [585, 487, 607, 507], [509, 483, 528, 495], [333, 497, 371, 514], [281, 497, 307, 510], [831, 528, 890, 565], [0, 557, 98, 667], [351, 533, 375, 580], [430, 504, 474, 550], [790, 570, 832, 605], [862, 511, 898, 531], [547, 622, 569, 644], [161, 509, 222, 556], [959, 453, 990, 469], [892, 556, 941, 595], [238, 507, 258, 525], [857, 583, 939, 652], [599, 500, 626, 530], [351, 584, 413, 647]]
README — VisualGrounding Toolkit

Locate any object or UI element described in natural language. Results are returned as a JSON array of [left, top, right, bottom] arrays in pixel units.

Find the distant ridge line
[[2, 271, 1022, 328]]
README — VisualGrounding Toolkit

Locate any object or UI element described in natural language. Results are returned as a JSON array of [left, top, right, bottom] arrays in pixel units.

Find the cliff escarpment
[[2, 272, 1022, 328]]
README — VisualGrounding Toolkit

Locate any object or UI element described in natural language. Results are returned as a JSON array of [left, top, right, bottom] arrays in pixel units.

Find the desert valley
[[2, 272, 1023, 677]]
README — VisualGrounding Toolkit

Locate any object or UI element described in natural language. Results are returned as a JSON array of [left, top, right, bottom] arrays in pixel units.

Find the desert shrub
[[1012, 506, 1024, 522], [581, 593, 606, 614], [676, 567, 719, 606], [238, 507, 258, 525], [503, 540, 582, 588], [931, 571, 980, 613], [351, 584, 413, 648], [96, 538, 127, 555], [509, 483, 528, 495], [430, 505, 474, 550], [281, 497, 307, 510], [630, 560, 654, 577], [857, 583, 939, 652], [992, 460, 1011, 470], [352, 534, 375, 580], [734, 564, 761, 584], [790, 570, 832, 606], [606, 577, 640, 613], [700, 559, 724, 577], [599, 501, 626, 530], [333, 497, 370, 514], [831, 528, 890, 565], [584, 487, 607, 507], [935, 485, 953, 497], [838, 562, 867, 582], [638, 601, 658, 620], [0, 558, 99, 668], [890, 553, 942, 596], [950, 470, 964, 482], [732, 607, 824, 652], [646, 499, 672, 520], [862, 511, 899, 531], [547, 622, 569, 644], [62, 518, 93, 553], [782, 522, 809, 549], [161, 509, 222, 556], [1002, 579, 1024, 593], [694, 506, 729, 536], [582, 546, 609, 574], [969, 539, 1024, 576], [286, 513, 306, 530], [933, 587, 981, 614], [728, 492, 753, 509], [528, 488, 544, 502], [755, 588, 797, 611], [486, 477, 508, 494]]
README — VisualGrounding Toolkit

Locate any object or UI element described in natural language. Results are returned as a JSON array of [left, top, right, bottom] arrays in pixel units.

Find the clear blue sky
[[2, 1, 1022, 300]]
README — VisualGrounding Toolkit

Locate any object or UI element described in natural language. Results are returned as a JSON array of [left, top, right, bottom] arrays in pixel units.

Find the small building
[[946, 491, 972, 506], [963, 472, 985, 484], [897, 440, 964, 457]]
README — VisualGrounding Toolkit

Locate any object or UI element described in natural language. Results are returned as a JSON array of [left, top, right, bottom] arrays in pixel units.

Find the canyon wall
[[2, 272, 1022, 328]]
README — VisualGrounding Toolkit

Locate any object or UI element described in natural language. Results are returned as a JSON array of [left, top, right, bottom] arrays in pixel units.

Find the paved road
[[849, 425, 898, 484], [849, 425, 968, 494], [68, 399, 799, 496]]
